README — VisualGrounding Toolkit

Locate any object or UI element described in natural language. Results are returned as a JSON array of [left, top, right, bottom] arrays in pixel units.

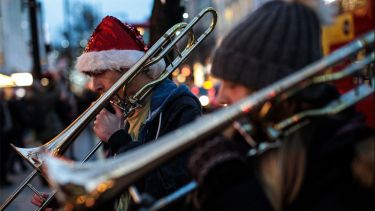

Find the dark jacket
[[188, 136, 274, 211], [107, 79, 202, 207], [188, 85, 373, 211], [287, 111, 374, 211]]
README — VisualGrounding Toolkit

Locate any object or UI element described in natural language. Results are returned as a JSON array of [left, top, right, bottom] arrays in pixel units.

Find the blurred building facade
[[176, 0, 374, 113], [0, 0, 47, 76], [177, 0, 257, 109]]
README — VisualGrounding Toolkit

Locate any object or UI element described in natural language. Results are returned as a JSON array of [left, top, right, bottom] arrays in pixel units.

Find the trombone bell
[[10, 145, 44, 168]]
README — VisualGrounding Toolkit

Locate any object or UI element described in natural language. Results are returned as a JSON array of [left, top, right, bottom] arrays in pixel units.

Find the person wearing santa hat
[[32, 16, 202, 210]]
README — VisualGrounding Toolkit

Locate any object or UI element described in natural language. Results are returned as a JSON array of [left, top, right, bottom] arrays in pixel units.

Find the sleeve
[[188, 137, 274, 211], [160, 95, 202, 135]]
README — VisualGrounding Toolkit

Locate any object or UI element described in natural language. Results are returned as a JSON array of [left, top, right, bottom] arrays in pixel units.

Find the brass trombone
[[43, 31, 374, 210], [0, 7, 217, 210], [147, 82, 373, 211], [148, 52, 375, 211]]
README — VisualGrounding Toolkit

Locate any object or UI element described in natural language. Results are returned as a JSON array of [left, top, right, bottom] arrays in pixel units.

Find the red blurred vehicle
[[322, 0, 374, 127]]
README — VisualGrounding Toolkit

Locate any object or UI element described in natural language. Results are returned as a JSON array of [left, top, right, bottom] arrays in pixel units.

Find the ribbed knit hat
[[212, 0, 329, 90]]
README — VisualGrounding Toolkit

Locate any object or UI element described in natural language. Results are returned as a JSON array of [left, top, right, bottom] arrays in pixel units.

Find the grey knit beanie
[[212, 0, 323, 90]]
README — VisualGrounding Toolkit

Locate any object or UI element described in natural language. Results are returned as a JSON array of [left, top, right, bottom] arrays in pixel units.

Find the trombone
[[43, 31, 374, 210], [148, 52, 375, 211], [0, 7, 217, 210]]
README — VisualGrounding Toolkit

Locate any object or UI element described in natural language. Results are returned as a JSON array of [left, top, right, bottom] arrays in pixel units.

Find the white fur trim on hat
[[75, 49, 165, 78]]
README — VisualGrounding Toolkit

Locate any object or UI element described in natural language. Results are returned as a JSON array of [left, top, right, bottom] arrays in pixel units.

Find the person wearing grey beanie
[[212, 0, 327, 104], [188, 1, 373, 211]]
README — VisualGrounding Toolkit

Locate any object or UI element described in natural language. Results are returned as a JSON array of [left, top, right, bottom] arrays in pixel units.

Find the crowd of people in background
[[0, 70, 97, 187]]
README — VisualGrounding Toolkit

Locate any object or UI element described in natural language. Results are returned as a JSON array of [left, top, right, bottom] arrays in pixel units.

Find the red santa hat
[[76, 16, 165, 75]]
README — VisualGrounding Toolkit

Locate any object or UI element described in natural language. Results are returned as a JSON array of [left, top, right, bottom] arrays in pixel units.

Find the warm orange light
[[259, 102, 272, 117], [176, 75, 186, 83], [65, 203, 74, 211], [40, 77, 50, 86], [181, 67, 191, 77], [76, 195, 86, 204], [85, 197, 95, 207], [0, 73, 15, 87], [97, 183, 108, 192], [137, 27, 145, 35], [172, 68, 180, 77]]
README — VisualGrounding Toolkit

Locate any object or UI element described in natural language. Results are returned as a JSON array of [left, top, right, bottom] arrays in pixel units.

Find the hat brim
[[75, 49, 165, 74]]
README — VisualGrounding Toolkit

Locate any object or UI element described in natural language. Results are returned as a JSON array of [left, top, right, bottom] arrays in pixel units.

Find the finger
[[34, 193, 48, 201], [31, 199, 42, 207], [96, 110, 104, 119], [31, 196, 40, 204], [113, 104, 123, 117], [100, 108, 108, 115], [31, 194, 44, 206]]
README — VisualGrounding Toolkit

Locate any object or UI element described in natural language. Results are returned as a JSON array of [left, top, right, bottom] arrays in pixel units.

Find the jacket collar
[[145, 79, 193, 123]]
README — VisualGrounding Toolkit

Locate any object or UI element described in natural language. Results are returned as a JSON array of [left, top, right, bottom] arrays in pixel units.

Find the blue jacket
[[107, 79, 201, 205]]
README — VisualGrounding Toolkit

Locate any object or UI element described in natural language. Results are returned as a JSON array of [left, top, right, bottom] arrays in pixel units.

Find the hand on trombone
[[93, 103, 125, 142], [31, 193, 53, 211], [29, 156, 73, 210]]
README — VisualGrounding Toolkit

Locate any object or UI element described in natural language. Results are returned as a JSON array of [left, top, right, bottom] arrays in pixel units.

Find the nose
[[216, 85, 229, 105], [91, 77, 103, 93]]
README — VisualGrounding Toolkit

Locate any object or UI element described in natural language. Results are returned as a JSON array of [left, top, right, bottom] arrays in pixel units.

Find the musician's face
[[89, 70, 123, 95], [217, 80, 252, 105]]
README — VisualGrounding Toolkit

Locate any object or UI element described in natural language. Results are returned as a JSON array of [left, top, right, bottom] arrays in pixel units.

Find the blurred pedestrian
[[0, 89, 13, 187], [7, 90, 28, 174]]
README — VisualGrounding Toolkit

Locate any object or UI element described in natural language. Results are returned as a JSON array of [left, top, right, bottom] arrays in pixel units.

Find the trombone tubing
[[144, 74, 375, 211], [44, 31, 374, 208]]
